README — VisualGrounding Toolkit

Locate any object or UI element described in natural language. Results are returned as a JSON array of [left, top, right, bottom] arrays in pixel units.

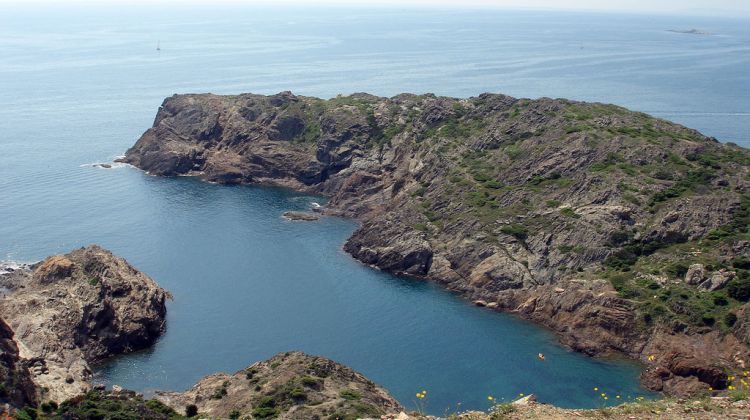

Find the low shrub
[[500, 224, 528, 241], [728, 276, 750, 302], [339, 389, 361, 401]]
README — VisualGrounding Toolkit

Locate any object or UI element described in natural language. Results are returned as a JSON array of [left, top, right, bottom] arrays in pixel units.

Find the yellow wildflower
[[593, 387, 598, 391], [488, 396, 494, 401]]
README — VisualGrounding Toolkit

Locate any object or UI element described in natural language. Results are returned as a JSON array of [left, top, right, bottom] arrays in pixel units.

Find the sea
[[1, 3, 748, 413]]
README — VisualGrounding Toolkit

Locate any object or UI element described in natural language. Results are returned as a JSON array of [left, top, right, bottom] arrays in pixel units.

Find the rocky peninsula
[[0, 245, 170, 404], [122, 91, 750, 396]]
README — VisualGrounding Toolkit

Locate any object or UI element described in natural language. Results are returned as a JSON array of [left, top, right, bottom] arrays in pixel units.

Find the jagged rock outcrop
[[156, 351, 402, 419], [282, 211, 320, 221], [0, 318, 37, 410], [0, 245, 170, 403], [122, 91, 750, 396], [381, 395, 750, 419]]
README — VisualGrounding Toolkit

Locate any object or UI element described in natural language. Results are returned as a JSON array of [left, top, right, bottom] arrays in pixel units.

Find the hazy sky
[[2, 0, 749, 16]]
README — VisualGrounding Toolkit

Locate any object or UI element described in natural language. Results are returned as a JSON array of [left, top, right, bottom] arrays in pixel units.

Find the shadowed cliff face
[[0, 245, 170, 403], [123, 91, 750, 396], [0, 318, 37, 410]]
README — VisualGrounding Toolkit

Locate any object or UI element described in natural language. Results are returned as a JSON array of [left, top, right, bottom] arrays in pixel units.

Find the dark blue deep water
[[1, 4, 748, 414]]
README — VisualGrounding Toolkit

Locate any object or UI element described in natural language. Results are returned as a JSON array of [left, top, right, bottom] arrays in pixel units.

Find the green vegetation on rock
[[123, 90, 750, 395]]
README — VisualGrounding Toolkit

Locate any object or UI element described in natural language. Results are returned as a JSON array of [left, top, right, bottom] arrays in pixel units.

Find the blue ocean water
[[1, 4, 748, 413]]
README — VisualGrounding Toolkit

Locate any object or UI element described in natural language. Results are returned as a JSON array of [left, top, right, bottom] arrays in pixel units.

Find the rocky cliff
[[156, 351, 402, 419], [123, 91, 750, 396], [0, 245, 170, 403], [0, 318, 37, 411]]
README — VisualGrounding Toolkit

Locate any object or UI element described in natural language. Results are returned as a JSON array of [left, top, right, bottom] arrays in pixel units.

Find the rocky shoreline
[[121, 90, 750, 397], [1, 248, 749, 419], [282, 211, 320, 221], [0, 245, 170, 404], [0, 247, 405, 419]]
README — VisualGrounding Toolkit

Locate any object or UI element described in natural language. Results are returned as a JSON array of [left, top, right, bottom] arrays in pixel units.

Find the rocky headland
[[157, 351, 402, 419], [0, 245, 170, 404], [122, 91, 750, 396]]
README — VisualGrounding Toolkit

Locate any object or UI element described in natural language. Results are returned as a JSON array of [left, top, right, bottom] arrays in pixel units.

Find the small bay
[[2, 4, 748, 414]]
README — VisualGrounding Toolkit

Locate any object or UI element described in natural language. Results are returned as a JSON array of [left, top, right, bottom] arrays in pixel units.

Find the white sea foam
[[80, 161, 131, 169], [0, 260, 32, 275]]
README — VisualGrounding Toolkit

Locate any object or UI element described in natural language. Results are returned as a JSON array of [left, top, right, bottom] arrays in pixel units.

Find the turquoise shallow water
[[1, 4, 748, 413]]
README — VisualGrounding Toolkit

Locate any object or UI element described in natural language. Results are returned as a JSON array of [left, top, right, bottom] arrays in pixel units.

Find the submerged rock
[[282, 211, 320, 221]]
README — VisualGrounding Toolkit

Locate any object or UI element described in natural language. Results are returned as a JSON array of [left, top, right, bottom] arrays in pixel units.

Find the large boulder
[[0, 245, 170, 402], [698, 270, 735, 291], [684, 264, 707, 285]]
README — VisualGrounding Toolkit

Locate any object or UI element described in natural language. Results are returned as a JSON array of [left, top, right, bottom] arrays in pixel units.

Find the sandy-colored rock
[[684, 264, 706, 285], [282, 211, 320, 221], [698, 270, 735, 291], [0, 245, 170, 403], [468, 252, 533, 291], [511, 394, 536, 406], [32, 255, 73, 284]]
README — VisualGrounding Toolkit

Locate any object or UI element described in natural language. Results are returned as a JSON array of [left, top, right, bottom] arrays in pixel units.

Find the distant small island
[[667, 29, 712, 35]]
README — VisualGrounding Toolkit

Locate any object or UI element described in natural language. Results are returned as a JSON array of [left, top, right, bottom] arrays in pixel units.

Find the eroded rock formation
[[0, 245, 170, 403], [122, 91, 750, 396]]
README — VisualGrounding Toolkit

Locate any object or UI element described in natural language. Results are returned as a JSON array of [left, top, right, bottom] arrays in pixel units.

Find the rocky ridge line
[[122, 91, 750, 396], [157, 351, 402, 419]]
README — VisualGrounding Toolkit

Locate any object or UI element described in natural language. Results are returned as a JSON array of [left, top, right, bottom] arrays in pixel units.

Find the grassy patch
[[339, 389, 361, 401]]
